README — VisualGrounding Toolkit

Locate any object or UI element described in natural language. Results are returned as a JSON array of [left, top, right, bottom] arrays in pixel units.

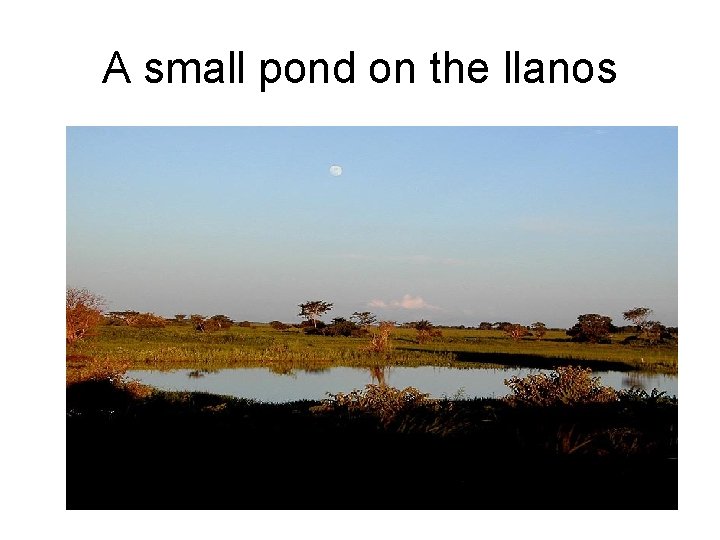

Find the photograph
[[66, 126, 678, 510]]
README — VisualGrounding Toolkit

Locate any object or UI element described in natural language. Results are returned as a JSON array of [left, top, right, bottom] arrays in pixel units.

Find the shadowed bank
[[66, 378, 677, 510]]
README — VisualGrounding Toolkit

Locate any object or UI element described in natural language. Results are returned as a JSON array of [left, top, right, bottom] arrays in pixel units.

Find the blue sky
[[66, 126, 677, 327]]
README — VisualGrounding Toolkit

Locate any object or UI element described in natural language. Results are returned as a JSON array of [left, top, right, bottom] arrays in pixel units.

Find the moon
[[329, 165, 343, 177]]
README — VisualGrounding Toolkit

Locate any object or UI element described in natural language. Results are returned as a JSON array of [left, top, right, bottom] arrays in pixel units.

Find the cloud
[[394, 294, 429, 309], [368, 294, 438, 310]]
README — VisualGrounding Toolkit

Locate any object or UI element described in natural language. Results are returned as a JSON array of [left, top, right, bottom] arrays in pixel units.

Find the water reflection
[[622, 372, 647, 391], [128, 366, 678, 404], [369, 365, 389, 386]]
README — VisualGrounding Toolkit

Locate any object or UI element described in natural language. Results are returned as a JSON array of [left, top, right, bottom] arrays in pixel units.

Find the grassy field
[[69, 322, 678, 374]]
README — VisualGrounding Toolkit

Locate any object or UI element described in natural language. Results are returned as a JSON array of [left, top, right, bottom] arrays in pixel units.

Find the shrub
[[566, 314, 614, 343], [208, 315, 234, 330], [504, 366, 618, 406], [269, 320, 291, 331], [66, 288, 105, 345], [66, 356, 152, 399], [364, 321, 395, 354], [190, 314, 233, 332], [323, 317, 359, 337], [412, 320, 442, 344], [504, 324, 529, 341], [126, 312, 167, 328], [531, 321, 547, 340], [312, 384, 440, 427]]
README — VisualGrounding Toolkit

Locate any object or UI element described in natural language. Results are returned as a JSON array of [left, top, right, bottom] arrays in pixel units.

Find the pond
[[127, 366, 678, 403]]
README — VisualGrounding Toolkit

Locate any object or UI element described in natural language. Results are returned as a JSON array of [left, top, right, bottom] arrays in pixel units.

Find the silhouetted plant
[[313, 384, 437, 425], [504, 366, 618, 406], [350, 311, 377, 328]]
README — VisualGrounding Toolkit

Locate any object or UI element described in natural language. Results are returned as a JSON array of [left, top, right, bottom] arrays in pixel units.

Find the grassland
[[69, 322, 678, 374]]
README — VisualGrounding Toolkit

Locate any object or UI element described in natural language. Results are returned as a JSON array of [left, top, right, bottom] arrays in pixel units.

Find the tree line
[[67, 288, 676, 347]]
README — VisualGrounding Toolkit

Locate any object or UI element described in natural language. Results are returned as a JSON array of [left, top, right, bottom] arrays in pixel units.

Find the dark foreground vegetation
[[67, 370, 677, 510]]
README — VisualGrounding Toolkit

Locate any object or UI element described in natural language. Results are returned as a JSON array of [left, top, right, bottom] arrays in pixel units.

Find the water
[[126, 366, 678, 403]]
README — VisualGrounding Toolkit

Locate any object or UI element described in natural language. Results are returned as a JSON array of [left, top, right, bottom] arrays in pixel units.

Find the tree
[[207, 314, 234, 331], [623, 307, 652, 331], [174, 314, 187, 323], [567, 314, 614, 343], [531, 322, 547, 340], [126, 312, 167, 328], [325, 317, 359, 337], [298, 300, 333, 328], [269, 320, 290, 331], [413, 319, 442, 344], [191, 314, 233, 332], [190, 314, 207, 331], [504, 324, 529, 341], [350, 311, 377, 328], [66, 288, 105, 345]]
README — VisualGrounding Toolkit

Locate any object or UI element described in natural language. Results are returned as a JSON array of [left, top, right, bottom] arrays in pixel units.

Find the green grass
[[70, 323, 678, 374]]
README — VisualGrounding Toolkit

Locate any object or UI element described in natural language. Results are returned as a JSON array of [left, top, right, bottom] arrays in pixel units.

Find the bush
[[323, 317, 359, 337], [504, 366, 618, 406], [504, 324, 529, 341], [312, 384, 442, 428], [190, 314, 234, 332], [67, 288, 105, 345], [567, 314, 614, 343], [126, 312, 167, 328], [269, 320, 291, 331], [364, 321, 395, 354], [412, 320, 442, 344]]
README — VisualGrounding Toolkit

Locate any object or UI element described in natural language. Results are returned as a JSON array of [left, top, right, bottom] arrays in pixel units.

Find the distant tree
[[66, 288, 105, 345], [174, 314, 187, 323], [106, 310, 139, 325], [567, 314, 614, 344], [126, 312, 167, 328], [623, 307, 653, 332], [324, 317, 359, 337], [298, 300, 333, 328], [504, 324, 529, 341], [207, 314, 234, 331], [350, 311, 377, 328], [494, 322, 513, 332], [531, 322, 547, 340], [269, 320, 290, 331], [190, 314, 207, 332], [643, 321, 668, 345], [413, 320, 442, 344], [477, 322, 493, 330]]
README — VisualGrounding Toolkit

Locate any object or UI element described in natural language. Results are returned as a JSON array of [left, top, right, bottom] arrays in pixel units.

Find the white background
[[2, 0, 715, 537]]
